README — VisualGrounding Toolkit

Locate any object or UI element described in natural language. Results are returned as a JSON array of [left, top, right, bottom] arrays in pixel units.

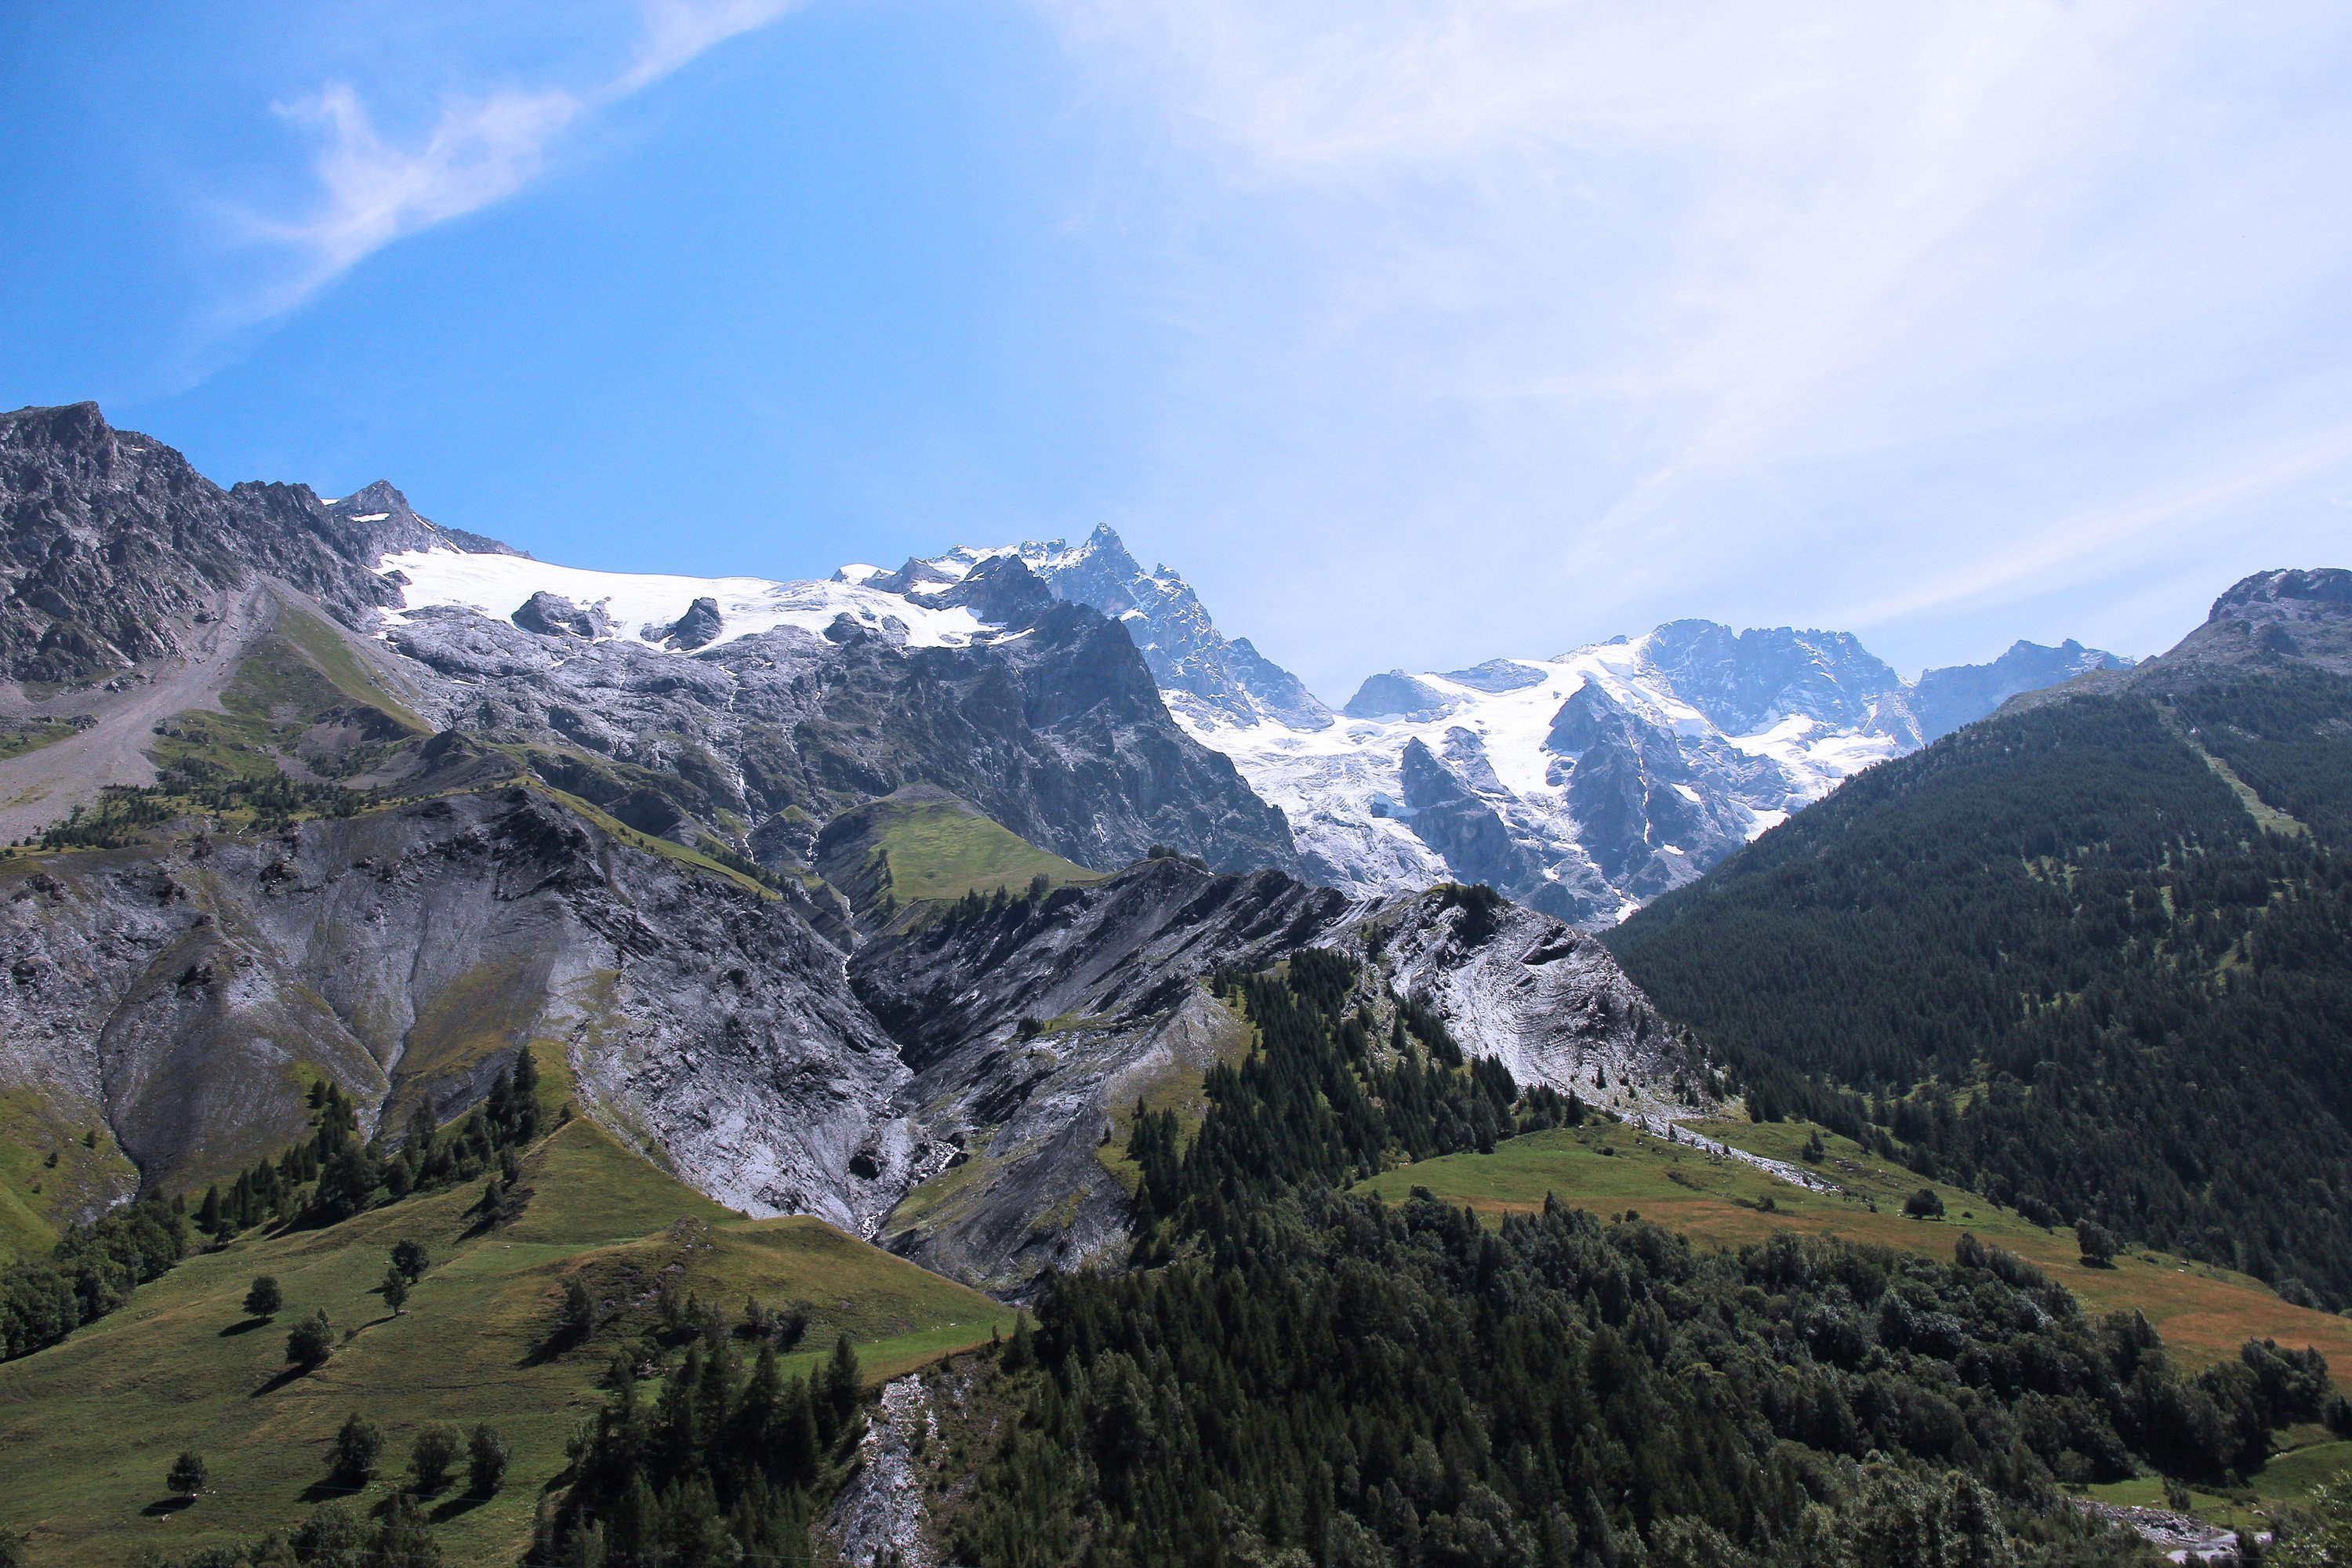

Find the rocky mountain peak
[[1638, 619, 1904, 735], [907, 552, 1058, 626], [868, 526, 1335, 732]]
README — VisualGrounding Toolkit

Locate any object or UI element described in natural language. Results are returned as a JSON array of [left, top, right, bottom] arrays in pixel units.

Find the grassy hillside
[[146, 603, 429, 786], [816, 785, 1105, 917], [1607, 677, 2352, 1305], [1359, 1116, 2352, 1374], [0, 1117, 1014, 1567]]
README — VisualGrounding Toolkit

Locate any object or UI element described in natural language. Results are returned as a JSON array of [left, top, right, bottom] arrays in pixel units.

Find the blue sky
[[5, 2, 2350, 701]]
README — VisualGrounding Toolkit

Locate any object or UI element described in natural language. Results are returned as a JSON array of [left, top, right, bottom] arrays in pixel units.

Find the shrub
[[2078, 1220, 2118, 1267], [1903, 1188, 1946, 1220]]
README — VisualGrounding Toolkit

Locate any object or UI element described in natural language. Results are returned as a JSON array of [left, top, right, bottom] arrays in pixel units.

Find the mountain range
[[385, 504, 2129, 926], [2, 397, 2346, 1567]]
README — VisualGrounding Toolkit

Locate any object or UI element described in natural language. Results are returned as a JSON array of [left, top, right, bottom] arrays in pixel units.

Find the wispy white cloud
[[252, 0, 801, 314], [1033, 1, 2352, 681]]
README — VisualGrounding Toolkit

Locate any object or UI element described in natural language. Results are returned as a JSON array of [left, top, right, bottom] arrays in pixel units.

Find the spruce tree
[[558, 1276, 594, 1341], [819, 1334, 861, 1438]]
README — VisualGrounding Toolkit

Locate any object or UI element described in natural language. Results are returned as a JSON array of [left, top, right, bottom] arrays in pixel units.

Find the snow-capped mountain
[[1189, 627, 2120, 924], [843, 525, 1331, 730], [378, 518, 2121, 925]]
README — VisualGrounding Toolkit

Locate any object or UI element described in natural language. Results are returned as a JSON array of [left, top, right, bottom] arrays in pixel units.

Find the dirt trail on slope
[[0, 586, 271, 842]]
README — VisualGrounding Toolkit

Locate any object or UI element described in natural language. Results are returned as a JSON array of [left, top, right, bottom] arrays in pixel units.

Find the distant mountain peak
[[864, 527, 1335, 732]]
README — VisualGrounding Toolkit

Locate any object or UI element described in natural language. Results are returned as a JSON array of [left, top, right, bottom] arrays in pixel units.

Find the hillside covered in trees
[[1610, 667, 2352, 1306], [941, 950, 2325, 1566]]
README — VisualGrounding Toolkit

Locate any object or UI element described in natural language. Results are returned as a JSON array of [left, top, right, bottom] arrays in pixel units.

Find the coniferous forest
[[943, 952, 2325, 1567], [1610, 673, 2352, 1305]]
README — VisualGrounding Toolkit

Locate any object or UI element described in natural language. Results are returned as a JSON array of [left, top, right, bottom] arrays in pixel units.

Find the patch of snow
[[378, 547, 990, 652]]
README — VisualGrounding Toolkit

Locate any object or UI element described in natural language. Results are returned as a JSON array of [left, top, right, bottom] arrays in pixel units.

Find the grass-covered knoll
[[1359, 1116, 2352, 1374], [1607, 677, 2352, 1306], [816, 785, 1103, 917], [0, 1117, 1012, 1567]]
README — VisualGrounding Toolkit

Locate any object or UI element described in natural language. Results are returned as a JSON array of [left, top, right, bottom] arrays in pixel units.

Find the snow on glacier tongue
[[378, 547, 993, 651]]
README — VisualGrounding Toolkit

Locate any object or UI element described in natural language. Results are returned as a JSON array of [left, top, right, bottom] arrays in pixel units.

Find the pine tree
[[241, 1275, 281, 1319], [167, 1450, 206, 1499]]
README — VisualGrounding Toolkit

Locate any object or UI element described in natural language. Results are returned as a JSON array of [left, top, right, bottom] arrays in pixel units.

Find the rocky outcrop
[[512, 591, 612, 639], [660, 596, 724, 651], [848, 856, 1700, 1295], [1345, 671, 1457, 721]]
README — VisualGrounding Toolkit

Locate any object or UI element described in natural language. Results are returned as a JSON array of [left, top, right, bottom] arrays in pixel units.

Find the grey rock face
[[0, 789, 917, 1232], [1396, 737, 1538, 892], [1017, 526, 1334, 731], [1328, 887, 1697, 1110], [851, 858, 1341, 1293], [1907, 639, 2130, 742], [2001, 567, 2350, 718], [847, 856, 1700, 1296], [661, 597, 725, 651], [0, 404, 403, 684], [381, 567, 1298, 880], [1345, 671, 1457, 720], [1639, 619, 1904, 734], [2143, 568, 2352, 684]]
